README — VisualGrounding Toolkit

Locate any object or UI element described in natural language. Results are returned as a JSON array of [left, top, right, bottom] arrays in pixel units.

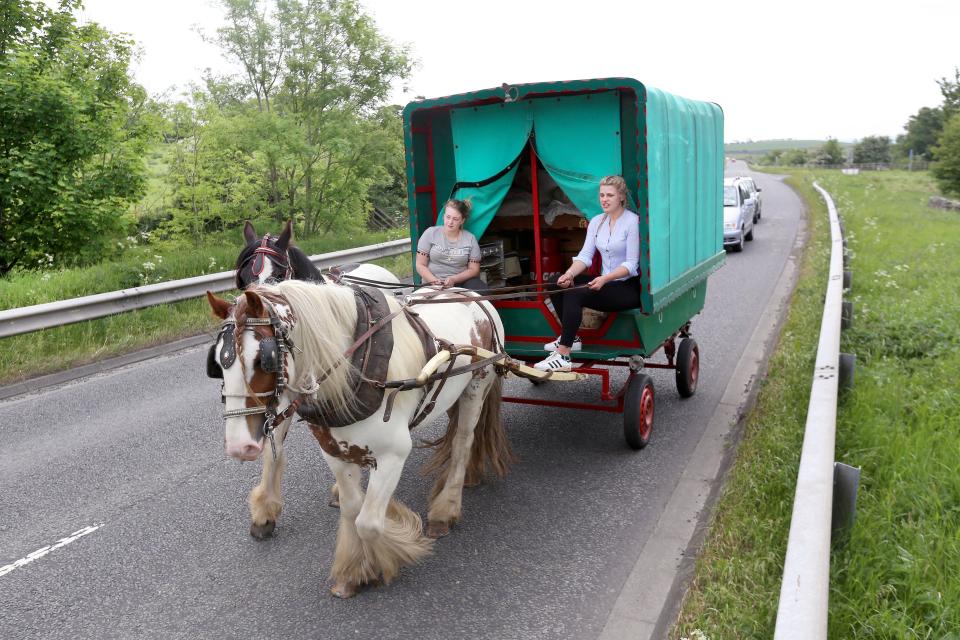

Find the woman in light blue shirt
[[535, 176, 641, 372]]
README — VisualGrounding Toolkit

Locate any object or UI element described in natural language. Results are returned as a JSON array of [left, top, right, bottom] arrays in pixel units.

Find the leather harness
[[209, 282, 575, 442]]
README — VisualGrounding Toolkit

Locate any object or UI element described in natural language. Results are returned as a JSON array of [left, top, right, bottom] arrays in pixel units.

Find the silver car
[[723, 179, 756, 252], [737, 176, 763, 222]]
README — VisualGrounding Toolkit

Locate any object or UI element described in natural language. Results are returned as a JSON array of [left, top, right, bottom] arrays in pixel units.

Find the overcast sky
[[68, 0, 960, 143]]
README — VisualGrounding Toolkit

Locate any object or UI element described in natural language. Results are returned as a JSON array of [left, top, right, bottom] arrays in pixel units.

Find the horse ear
[[243, 220, 257, 244], [244, 290, 266, 317], [206, 291, 232, 319], [276, 219, 293, 252]]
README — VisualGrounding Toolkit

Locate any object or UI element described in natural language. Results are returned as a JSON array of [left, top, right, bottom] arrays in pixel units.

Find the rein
[[212, 278, 590, 438], [404, 282, 594, 305]]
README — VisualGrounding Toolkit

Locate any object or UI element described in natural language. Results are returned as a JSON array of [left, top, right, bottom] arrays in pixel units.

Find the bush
[[931, 113, 960, 197]]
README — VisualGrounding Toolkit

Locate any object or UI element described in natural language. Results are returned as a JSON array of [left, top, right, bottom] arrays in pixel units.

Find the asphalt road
[[0, 162, 803, 640]]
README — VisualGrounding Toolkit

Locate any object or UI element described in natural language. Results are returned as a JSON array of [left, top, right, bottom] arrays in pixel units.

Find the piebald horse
[[236, 220, 400, 289], [206, 280, 512, 597]]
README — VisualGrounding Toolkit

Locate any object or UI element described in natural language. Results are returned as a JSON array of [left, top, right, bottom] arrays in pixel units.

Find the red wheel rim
[[689, 348, 699, 389], [638, 385, 654, 440]]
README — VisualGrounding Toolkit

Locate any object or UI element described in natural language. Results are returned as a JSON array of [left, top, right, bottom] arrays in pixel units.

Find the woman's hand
[[442, 276, 456, 288], [587, 275, 608, 291], [557, 272, 574, 288]]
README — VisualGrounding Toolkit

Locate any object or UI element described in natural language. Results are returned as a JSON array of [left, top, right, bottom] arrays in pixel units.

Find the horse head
[[236, 220, 325, 289], [206, 288, 299, 461]]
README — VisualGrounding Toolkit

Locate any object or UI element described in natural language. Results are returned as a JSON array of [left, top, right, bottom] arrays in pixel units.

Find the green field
[[725, 139, 855, 156], [671, 170, 959, 638]]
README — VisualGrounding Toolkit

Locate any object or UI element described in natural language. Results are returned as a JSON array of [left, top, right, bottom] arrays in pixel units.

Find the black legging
[[548, 274, 642, 347], [459, 276, 489, 292]]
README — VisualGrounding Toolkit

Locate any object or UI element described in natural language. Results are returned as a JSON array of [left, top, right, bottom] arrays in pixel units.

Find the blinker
[[259, 337, 282, 374], [206, 345, 222, 379], [206, 324, 237, 379], [219, 332, 237, 369]]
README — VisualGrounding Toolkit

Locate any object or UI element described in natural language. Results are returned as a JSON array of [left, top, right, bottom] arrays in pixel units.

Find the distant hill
[[725, 139, 855, 156]]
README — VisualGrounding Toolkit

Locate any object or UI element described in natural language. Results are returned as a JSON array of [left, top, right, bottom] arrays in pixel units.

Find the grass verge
[[671, 170, 959, 638], [0, 228, 411, 385]]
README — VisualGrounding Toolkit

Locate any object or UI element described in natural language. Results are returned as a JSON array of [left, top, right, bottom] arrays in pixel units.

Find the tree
[[781, 148, 810, 166], [938, 67, 960, 118], [896, 107, 945, 161], [366, 106, 408, 225], [162, 94, 267, 237], [760, 149, 783, 165], [931, 113, 960, 198], [853, 136, 892, 164], [813, 138, 845, 166], [0, 0, 153, 276], [204, 0, 413, 235]]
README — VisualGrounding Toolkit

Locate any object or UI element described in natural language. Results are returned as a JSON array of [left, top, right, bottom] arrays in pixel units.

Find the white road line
[[0, 524, 104, 578]]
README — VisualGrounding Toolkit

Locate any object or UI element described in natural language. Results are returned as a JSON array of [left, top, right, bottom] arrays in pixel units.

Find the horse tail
[[466, 374, 514, 485], [424, 374, 515, 501]]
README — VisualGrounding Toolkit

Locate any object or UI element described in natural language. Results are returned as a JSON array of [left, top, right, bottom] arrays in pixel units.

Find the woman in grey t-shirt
[[416, 198, 486, 290]]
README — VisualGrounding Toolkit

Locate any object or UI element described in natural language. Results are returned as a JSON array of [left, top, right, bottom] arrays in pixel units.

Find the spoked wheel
[[623, 373, 655, 450], [675, 337, 699, 398]]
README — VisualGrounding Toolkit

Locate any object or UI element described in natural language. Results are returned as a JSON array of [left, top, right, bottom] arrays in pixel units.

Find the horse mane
[[256, 280, 423, 426], [234, 241, 259, 289], [285, 244, 325, 282]]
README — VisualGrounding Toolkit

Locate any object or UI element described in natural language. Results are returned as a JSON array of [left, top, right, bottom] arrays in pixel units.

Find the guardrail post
[[831, 462, 860, 536], [843, 270, 852, 289], [839, 353, 856, 392], [841, 301, 854, 330]]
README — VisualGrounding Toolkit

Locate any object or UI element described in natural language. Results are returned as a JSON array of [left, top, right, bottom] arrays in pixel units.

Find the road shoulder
[[599, 202, 808, 640]]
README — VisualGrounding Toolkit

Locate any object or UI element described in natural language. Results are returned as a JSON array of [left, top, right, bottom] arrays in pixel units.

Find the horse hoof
[[330, 581, 358, 598], [426, 521, 450, 538], [328, 497, 340, 509], [250, 520, 276, 539]]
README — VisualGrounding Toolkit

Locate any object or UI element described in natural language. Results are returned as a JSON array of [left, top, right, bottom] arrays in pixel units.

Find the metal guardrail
[[773, 183, 856, 638], [0, 238, 411, 338]]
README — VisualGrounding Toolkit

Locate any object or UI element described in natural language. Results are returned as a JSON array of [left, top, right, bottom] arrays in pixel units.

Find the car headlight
[[724, 222, 736, 230]]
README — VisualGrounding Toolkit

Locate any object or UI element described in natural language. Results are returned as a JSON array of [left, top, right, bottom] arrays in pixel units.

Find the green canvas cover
[[403, 78, 724, 314]]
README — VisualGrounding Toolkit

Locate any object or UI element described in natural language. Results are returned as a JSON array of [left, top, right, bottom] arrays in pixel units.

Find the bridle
[[237, 234, 294, 286], [207, 300, 302, 458]]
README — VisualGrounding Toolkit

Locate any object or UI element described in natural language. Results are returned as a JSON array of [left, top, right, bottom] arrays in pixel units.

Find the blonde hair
[[444, 198, 472, 220], [599, 175, 628, 206]]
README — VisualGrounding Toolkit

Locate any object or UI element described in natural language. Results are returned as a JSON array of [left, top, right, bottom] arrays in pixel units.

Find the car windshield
[[723, 186, 738, 206]]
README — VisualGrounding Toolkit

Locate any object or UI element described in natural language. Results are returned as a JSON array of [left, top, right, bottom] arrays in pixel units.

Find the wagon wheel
[[675, 338, 699, 398], [623, 373, 655, 450]]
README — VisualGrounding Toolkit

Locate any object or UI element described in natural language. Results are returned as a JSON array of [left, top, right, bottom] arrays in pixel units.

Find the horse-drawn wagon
[[205, 77, 724, 597], [403, 77, 725, 448]]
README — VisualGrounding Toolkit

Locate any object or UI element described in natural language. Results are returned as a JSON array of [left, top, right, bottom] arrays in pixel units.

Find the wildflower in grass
[[142, 261, 156, 271], [41, 273, 51, 282]]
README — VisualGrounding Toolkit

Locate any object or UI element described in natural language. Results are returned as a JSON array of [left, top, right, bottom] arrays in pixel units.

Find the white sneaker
[[543, 336, 582, 352], [533, 351, 573, 372]]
